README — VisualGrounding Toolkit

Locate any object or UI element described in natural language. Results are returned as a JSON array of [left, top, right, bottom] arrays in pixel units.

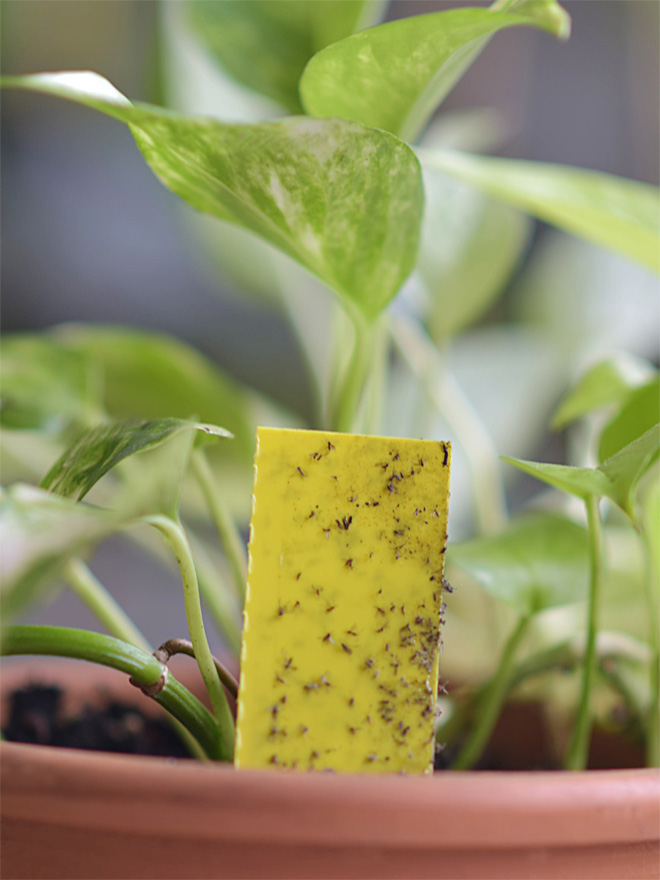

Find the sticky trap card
[[235, 428, 451, 774]]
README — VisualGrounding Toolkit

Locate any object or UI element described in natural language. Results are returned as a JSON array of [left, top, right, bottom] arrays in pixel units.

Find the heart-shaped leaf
[[0, 484, 119, 620], [188, 0, 385, 113], [41, 418, 231, 501], [504, 424, 660, 518], [1, 72, 423, 320], [448, 512, 588, 616], [0, 334, 103, 431], [300, 2, 570, 142], [421, 151, 660, 272], [551, 355, 656, 431], [53, 325, 253, 459], [598, 377, 660, 463]]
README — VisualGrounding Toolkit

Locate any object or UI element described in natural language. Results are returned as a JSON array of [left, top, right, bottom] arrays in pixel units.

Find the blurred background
[[2, 0, 659, 664]]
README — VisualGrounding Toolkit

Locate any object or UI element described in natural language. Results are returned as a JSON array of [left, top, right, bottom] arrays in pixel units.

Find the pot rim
[[2, 659, 659, 852]]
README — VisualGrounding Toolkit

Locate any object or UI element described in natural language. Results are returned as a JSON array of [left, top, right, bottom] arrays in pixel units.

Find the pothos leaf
[[504, 424, 660, 519], [300, 2, 570, 142], [1, 72, 423, 321], [41, 419, 231, 501], [448, 512, 588, 616]]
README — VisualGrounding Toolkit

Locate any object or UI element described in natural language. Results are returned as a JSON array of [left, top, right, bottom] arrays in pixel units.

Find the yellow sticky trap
[[235, 428, 451, 774]]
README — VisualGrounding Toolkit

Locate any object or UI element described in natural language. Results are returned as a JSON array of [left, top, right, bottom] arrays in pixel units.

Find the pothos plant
[[1, 0, 658, 770]]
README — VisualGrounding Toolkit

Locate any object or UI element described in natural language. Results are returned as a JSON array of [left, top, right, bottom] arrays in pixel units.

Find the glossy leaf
[[55, 325, 253, 459], [598, 377, 660, 463], [418, 166, 530, 341], [300, 2, 570, 142], [188, 0, 385, 113], [1, 73, 423, 320], [0, 484, 119, 620], [552, 355, 656, 430], [422, 151, 660, 272], [41, 419, 231, 501], [448, 512, 588, 615], [0, 334, 103, 431], [504, 424, 660, 517]]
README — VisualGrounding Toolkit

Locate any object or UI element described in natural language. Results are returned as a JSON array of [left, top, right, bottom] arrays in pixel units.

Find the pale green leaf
[[0, 484, 119, 620], [422, 151, 660, 272], [448, 512, 588, 615], [188, 0, 385, 113], [0, 334, 103, 431], [419, 166, 531, 341], [54, 325, 253, 459], [1, 72, 423, 320], [598, 378, 660, 463], [300, 3, 570, 142], [504, 424, 660, 516], [552, 355, 656, 430], [41, 418, 231, 501]]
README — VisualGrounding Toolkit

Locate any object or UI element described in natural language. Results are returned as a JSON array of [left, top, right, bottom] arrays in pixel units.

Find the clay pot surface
[[2, 659, 659, 880]]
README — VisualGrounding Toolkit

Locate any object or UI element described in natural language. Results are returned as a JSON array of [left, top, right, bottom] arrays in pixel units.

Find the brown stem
[[154, 638, 239, 700]]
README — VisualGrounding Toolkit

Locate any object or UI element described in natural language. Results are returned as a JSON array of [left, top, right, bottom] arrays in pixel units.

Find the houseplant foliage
[[1, 0, 659, 775]]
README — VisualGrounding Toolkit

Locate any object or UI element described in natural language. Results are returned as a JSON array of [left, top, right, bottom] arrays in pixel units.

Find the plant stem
[[451, 613, 530, 769], [331, 310, 376, 434], [187, 530, 242, 657], [1, 625, 223, 760], [65, 559, 150, 650], [362, 318, 388, 435], [142, 515, 235, 760], [190, 450, 247, 602], [154, 638, 238, 700], [640, 528, 659, 766], [390, 317, 507, 534], [564, 494, 603, 770]]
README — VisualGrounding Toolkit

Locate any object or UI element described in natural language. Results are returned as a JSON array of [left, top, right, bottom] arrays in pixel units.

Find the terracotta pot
[[2, 659, 659, 880]]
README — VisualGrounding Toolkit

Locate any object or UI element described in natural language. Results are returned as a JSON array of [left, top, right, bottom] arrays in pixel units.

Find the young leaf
[[300, 2, 570, 143], [552, 355, 656, 430], [0, 334, 103, 431], [41, 419, 231, 501], [448, 512, 588, 616], [598, 377, 660, 463], [418, 166, 531, 342], [504, 424, 660, 518], [187, 0, 385, 113], [421, 151, 660, 272], [53, 325, 253, 459], [1, 72, 423, 320], [0, 484, 119, 621]]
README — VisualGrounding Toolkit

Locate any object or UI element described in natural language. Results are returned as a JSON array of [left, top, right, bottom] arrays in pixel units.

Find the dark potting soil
[[2, 683, 190, 757]]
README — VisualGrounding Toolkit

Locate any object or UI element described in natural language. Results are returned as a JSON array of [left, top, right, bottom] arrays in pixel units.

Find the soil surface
[[2, 683, 190, 757]]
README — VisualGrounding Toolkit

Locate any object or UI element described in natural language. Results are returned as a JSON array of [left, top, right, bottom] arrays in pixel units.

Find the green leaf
[[504, 424, 660, 517], [448, 512, 588, 615], [552, 356, 656, 430], [1, 72, 423, 320], [418, 166, 531, 341], [187, 0, 385, 114], [0, 334, 103, 431], [300, 2, 570, 142], [41, 418, 231, 501], [598, 377, 660, 463], [54, 325, 253, 459], [421, 151, 660, 272], [0, 484, 119, 620]]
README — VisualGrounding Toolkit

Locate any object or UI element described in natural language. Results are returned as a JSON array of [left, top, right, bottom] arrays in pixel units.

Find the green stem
[[1, 625, 223, 760], [640, 528, 660, 766], [190, 450, 247, 602], [331, 311, 376, 434], [142, 515, 235, 761], [565, 494, 603, 770], [390, 317, 507, 535], [187, 530, 242, 657], [451, 613, 530, 769], [65, 559, 150, 650], [362, 318, 388, 436]]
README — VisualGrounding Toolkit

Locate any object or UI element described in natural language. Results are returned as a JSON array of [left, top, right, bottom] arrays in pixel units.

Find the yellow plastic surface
[[235, 428, 451, 774]]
